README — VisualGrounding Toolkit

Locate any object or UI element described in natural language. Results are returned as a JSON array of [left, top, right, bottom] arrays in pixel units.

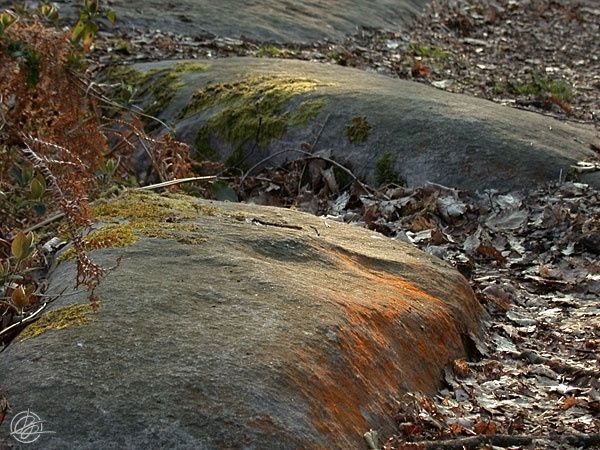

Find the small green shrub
[[375, 151, 406, 186]]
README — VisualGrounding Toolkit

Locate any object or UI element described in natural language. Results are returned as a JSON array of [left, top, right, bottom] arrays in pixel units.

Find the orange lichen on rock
[[285, 248, 482, 447]]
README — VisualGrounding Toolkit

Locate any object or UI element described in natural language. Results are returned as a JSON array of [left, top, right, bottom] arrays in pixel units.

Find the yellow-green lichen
[[92, 190, 215, 244], [18, 304, 93, 341], [346, 116, 371, 144], [179, 76, 329, 166], [58, 223, 137, 261]]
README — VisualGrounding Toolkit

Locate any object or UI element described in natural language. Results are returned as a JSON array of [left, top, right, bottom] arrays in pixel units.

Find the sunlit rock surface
[[0, 192, 483, 449]]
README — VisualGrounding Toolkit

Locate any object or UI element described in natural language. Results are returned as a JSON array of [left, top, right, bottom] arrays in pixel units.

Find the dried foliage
[[0, 11, 195, 350], [0, 17, 105, 233], [107, 116, 192, 185]]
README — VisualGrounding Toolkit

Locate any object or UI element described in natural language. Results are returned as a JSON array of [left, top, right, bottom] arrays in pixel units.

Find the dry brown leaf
[[473, 420, 497, 435]]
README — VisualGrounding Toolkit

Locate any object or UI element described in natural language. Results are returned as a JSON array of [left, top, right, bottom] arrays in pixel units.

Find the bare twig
[[402, 434, 530, 449], [22, 212, 65, 235], [404, 432, 600, 449], [297, 113, 331, 192], [240, 147, 374, 195], [134, 176, 217, 191], [77, 77, 175, 133]]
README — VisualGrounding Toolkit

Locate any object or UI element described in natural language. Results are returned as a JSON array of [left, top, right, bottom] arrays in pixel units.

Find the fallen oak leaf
[[559, 396, 579, 410], [476, 244, 507, 265], [473, 420, 497, 435]]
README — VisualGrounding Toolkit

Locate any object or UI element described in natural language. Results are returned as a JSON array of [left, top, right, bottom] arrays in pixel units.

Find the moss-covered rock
[[18, 304, 94, 341], [179, 76, 328, 166], [58, 191, 215, 261], [100, 57, 600, 191], [102, 61, 209, 122]]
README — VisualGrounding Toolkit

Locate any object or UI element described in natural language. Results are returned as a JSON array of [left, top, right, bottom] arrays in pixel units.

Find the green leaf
[[40, 3, 59, 21], [71, 17, 87, 42], [211, 181, 238, 202], [84, 0, 98, 14], [0, 10, 16, 28], [30, 176, 46, 199], [11, 231, 35, 261], [105, 9, 117, 24]]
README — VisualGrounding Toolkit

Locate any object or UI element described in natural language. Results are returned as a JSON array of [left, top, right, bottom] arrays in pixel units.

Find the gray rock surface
[[0, 191, 482, 449], [119, 58, 600, 191], [2, 0, 430, 43]]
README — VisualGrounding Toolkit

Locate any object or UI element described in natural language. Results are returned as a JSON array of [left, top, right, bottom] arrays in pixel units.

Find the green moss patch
[[409, 43, 450, 59], [93, 190, 215, 222], [102, 61, 209, 120], [375, 151, 406, 186], [19, 304, 94, 341], [493, 75, 573, 102], [290, 99, 327, 126], [346, 116, 371, 144], [56, 191, 215, 257], [58, 223, 137, 261], [180, 76, 329, 166]]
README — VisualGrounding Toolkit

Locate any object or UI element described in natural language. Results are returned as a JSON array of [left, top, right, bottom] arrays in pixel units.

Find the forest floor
[[90, 1, 597, 448]]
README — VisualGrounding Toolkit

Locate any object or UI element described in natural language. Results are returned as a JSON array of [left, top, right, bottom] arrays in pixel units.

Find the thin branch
[[134, 176, 217, 191], [77, 77, 175, 133], [22, 212, 65, 235], [297, 113, 331, 192], [240, 147, 373, 194], [402, 434, 530, 450]]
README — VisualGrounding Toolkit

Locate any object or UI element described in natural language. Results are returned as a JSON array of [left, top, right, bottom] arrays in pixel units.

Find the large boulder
[[3, 0, 429, 43], [103, 58, 600, 191], [0, 191, 483, 449]]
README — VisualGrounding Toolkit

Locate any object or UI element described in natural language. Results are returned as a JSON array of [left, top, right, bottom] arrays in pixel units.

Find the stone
[[1, 0, 429, 43], [0, 191, 483, 449], [105, 58, 600, 191]]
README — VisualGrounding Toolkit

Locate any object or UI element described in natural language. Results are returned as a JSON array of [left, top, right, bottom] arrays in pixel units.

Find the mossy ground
[[493, 75, 573, 102], [18, 304, 94, 341], [346, 116, 371, 144], [409, 42, 450, 59], [58, 223, 137, 261], [180, 76, 329, 167]]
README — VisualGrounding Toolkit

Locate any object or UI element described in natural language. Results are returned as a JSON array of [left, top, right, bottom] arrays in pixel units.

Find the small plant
[[71, 0, 116, 51], [0, 230, 51, 349], [256, 44, 281, 58], [346, 116, 371, 144], [375, 151, 406, 186], [494, 74, 573, 102], [409, 42, 450, 59]]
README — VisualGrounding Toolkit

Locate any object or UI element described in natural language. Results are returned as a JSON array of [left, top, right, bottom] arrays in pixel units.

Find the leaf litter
[[363, 182, 600, 449]]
